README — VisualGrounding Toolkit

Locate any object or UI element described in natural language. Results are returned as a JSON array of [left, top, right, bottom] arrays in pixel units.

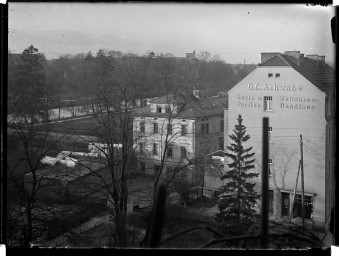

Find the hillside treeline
[[8, 48, 256, 109]]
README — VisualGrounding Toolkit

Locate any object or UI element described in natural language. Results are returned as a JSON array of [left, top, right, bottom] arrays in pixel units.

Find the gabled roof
[[134, 92, 228, 119], [259, 52, 335, 94], [149, 93, 187, 104]]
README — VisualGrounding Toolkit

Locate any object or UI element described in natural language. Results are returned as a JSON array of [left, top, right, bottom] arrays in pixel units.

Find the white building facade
[[224, 51, 335, 228], [133, 90, 227, 185]]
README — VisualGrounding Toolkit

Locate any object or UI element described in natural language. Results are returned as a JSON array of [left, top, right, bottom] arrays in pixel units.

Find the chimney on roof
[[306, 54, 325, 66], [318, 55, 326, 66], [284, 51, 301, 66], [261, 53, 279, 64], [306, 54, 319, 61]]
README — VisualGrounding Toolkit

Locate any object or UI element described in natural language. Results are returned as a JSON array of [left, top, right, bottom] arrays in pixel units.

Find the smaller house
[[24, 154, 108, 204]]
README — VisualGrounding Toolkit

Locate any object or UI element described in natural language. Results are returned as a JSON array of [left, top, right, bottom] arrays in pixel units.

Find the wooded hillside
[[8, 49, 256, 109]]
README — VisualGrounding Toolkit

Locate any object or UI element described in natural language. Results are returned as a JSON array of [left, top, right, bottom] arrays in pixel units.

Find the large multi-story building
[[132, 88, 227, 183], [223, 51, 335, 229]]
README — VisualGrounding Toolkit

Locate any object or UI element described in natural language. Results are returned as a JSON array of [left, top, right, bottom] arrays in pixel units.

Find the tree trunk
[[140, 183, 159, 247], [24, 204, 33, 247], [237, 162, 241, 234], [114, 211, 127, 247], [58, 91, 61, 119]]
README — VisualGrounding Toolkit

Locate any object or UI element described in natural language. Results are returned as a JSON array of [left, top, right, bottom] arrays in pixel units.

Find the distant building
[[186, 50, 196, 60], [223, 51, 335, 230], [132, 88, 227, 185], [120, 97, 157, 109]]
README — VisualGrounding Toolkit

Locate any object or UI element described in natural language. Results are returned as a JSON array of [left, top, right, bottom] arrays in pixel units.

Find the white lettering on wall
[[280, 103, 316, 111], [279, 96, 317, 111], [236, 94, 318, 111], [237, 94, 261, 108], [279, 96, 317, 103], [248, 84, 302, 91]]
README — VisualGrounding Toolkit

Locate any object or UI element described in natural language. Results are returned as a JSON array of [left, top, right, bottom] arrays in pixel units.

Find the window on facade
[[281, 192, 313, 219], [157, 105, 162, 113], [153, 143, 158, 156], [268, 159, 272, 175], [140, 122, 145, 133], [268, 73, 273, 78], [167, 147, 173, 158], [269, 190, 274, 214], [268, 127, 272, 143], [275, 73, 280, 78], [201, 123, 209, 135], [264, 96, 273, 111], [281, 192, 290, 217], [181, 125, 187, 136], [139, 143, 144, 154], [181, 147, 187, 158], [165, 106, 171, 113], [153, 123, 158, 134], [140, 162, 146, 172], [201, 124, 205, 135], [219, 137, 224, 150], [293, 194, 313, 219], [167, 124, 172, 135], [220, 119, 224, 132]]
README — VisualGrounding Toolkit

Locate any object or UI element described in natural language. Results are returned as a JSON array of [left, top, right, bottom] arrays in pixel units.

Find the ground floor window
[[281, 191, 313, 219], [293, 194, 313, 219], [219, 137, 224, 150]]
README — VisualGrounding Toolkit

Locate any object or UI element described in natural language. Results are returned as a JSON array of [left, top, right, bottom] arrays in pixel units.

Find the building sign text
[[248, 84, 302, 91]]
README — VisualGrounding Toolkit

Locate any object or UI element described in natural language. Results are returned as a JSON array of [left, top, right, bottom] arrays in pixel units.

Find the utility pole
[[261, 117, 269, 248], [300, 134, 305, 234], [289, 160, 301, 225]]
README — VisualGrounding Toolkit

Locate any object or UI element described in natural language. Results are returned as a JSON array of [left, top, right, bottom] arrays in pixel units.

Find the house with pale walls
[[132, 88, 227, 186], [222, 51, 335, 230]]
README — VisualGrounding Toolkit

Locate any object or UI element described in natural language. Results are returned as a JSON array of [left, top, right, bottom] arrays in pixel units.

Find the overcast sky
[[8, 3, 335, 64]]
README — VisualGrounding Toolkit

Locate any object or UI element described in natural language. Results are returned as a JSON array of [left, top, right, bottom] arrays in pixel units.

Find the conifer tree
[[216, 115, 260, 235]]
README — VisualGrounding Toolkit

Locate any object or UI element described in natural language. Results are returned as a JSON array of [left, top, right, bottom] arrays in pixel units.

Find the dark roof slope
[[260, 54, 290, 66], [259, 53, 335, 94]]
